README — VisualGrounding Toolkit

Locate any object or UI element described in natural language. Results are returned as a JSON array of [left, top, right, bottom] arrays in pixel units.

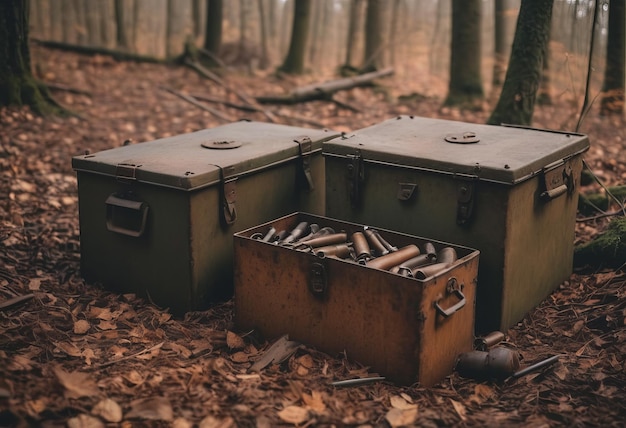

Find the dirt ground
[[1, 45, 625, 427]]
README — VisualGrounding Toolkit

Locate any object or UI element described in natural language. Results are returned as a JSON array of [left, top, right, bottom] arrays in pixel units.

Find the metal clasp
[[347, 151, 364, 206], [456, 179, 476, 226], [115, 163, 140, 182], [217, 165, 238, 227], [294, 136, 315, 191]]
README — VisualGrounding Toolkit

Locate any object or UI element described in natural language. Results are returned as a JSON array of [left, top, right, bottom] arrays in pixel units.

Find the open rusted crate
[[234, 212, 480, 386]]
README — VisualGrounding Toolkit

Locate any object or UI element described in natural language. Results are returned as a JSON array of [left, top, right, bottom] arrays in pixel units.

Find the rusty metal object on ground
[[474, 331, 505, 351], [511, 355, 561, 378], [455, 347, 520, 380]]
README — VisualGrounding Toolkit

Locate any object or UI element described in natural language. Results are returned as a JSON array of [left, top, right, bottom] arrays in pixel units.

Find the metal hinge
[[217, 165, 238, 227], [115, 163, 140, 182], [347, 151, 365, 207], [294, 136, 315, 191]]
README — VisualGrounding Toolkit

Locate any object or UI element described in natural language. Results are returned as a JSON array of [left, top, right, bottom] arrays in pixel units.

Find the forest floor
[[1, 45, 625, 427]]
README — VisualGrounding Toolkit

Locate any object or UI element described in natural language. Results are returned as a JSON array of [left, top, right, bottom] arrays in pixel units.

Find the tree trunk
[[343, 0, 364, 71], [600, 0, 625, 115], [166, 0, 192, 58], [257, 0, 271, 69], [278, 0, 312, 74], [487, 0, 554, 126], [203, 0, 223, 66], [0, 0, 60, 114], [493, 0, 518, 89], [362, 0, 383, 72], [444, 0, 484, 107], [388, 0, 401, 67]]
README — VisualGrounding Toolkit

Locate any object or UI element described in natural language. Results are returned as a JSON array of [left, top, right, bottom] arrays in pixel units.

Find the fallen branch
[[191, 94, 261, 113], [257, 67, 394, 105], [184, 59, 277, 123], [160, 87, 232, 123], [44, 82, 92, 96]]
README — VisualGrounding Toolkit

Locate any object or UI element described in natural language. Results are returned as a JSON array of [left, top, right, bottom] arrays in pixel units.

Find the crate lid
[[72, 121, 339, 190], [323, 116, 590, 185]]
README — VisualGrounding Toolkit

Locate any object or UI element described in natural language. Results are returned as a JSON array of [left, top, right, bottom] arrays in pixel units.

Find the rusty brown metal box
[[324, 115, 590, 332], [72, 121, 339, 314], [234, 212, 480, 386]]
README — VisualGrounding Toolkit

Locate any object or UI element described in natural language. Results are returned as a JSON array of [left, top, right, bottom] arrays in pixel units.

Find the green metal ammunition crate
[[324, 115, 589, 332], [72, 121, 339, 314]]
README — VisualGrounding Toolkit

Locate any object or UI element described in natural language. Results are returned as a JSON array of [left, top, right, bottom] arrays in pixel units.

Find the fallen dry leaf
[[53, 366, 99, 399], [67, 414, 104, 428], [277, 405, 310, 425], [74, 319, 90, 334], [302, 390, 326, 413], [450, 398, 467, 422], [198, 415, 235, 428], [172, 418, 193, 428], [385, 407, 419, 427], [91, 398, 123, 422], [390, 395, 418, 410], [126, 396, 173, 421], [54, 341, 83, 357], [226, 331, 245, 350]]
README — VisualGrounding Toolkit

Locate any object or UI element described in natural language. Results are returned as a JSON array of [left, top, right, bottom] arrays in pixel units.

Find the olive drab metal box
[[72, 121, 339, 314], [324, 116, 589, 332], [234, 212, 480, 387]]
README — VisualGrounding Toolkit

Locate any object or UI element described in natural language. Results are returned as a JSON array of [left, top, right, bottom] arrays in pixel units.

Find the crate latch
[[294, 136, 315, 191], [347, 151, 365, 206], [216, 165, 238, 227], [115, 163, 140, 182], [540, 159, 574, 201], [456, 180, 476, 226]]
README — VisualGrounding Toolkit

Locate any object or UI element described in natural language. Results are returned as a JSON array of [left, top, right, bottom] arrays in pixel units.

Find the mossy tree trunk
[[444, 0, 484, 107], [278, 0, 312, 75], [0, 0, 61, 114], [487, 0, 554, 126]]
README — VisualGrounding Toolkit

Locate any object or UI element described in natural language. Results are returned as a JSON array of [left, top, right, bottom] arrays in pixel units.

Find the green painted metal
[[324, 115, 589, 332], [72, 121, 339, 314]]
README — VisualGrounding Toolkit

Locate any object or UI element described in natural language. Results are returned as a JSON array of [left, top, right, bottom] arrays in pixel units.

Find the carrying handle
[[434, 277, 466, 318], [105, 194, 149, 237]]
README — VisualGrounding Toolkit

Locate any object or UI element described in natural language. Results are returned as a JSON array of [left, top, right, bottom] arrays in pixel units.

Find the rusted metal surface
[[234, 212, 480, 386]]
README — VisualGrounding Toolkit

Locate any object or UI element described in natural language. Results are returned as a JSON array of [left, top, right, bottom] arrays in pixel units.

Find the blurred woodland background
[[26, 0, 624, 123]]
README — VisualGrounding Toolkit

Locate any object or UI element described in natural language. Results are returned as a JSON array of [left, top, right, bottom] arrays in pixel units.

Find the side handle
[[434, 277, 466, 318], [105, 194, 149, 237]]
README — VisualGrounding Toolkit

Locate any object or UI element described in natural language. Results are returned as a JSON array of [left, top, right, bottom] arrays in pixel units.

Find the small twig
[[577, 210, 625, 222], [331, 98, 362, 113], [0, 293, 35, 311], [160, 86, 232, 122], [191, 94, 261, 113], [582, 158, 626, 216], [95, 341, 165, 368], [331, 376, 386, 387]]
